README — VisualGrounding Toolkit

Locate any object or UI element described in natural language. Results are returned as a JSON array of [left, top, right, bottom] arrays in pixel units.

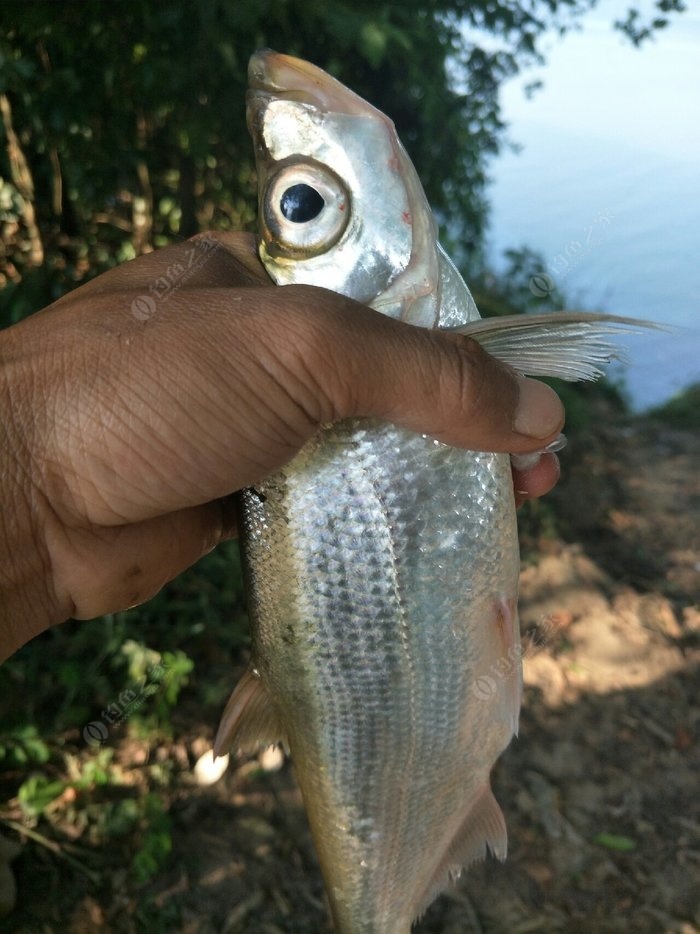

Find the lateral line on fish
[[359, 456, 420, 920]]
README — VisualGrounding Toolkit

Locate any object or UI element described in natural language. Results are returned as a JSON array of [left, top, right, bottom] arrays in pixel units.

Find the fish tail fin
[[412, 784, 507, 924], [451, 311, 661, 381], [213, 666, 288, 759]]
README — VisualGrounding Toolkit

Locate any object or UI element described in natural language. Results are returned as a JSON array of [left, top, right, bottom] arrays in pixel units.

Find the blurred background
[[1, 2, 697, 931], [486, 0, 700, 410]]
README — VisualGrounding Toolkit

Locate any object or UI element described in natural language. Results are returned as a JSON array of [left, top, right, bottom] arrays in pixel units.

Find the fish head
[[247, 50, 440, 324]]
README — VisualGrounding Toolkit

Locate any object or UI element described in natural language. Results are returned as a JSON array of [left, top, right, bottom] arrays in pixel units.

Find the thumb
[[275, 286, 565, 454]]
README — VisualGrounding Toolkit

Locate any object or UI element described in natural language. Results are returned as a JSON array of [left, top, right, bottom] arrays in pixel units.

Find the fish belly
[[240, 418, 520, 932]]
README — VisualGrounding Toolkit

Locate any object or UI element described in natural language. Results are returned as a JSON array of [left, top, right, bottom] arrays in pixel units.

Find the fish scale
[[215, 50, 654, 933], [234, 414, 519, 932]]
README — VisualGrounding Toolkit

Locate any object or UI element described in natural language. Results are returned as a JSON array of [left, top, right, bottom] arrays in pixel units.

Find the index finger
[[51, 231, 271, 306]]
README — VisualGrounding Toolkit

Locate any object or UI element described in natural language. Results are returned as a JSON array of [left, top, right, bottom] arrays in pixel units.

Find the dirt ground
[[5, 414, 700, 932]]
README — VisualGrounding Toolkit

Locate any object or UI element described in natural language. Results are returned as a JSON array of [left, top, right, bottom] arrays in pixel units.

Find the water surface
[[485, 3, 700, 409]]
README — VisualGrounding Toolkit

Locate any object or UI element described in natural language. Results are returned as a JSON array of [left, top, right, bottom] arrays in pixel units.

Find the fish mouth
[[248, 49, 384, 119]]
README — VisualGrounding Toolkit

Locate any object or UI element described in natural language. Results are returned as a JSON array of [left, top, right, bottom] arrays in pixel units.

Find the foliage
[[129, 794, 173, 884], [473, 245, 569, 315], [0, 0, 682, 319], [0, 726, 49, 768], [17, 774, 67, 820], [615, 0, 687, 45], [647, 381, 700, 430], [0, 541, 246, 922]]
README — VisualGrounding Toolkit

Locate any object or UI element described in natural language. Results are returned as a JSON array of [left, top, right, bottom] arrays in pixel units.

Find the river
[[485, 1, 700, 410]]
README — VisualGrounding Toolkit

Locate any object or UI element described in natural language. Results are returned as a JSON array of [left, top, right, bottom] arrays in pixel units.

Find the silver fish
[[215, 51, 649, 933]]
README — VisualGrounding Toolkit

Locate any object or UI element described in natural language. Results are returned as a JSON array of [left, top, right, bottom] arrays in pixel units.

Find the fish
[[214, 50, 651, 933]]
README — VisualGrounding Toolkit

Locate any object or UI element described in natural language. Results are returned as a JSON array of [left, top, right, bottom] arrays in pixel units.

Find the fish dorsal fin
[[213, 666, 288, 759], [413, 784, 507, 923], [452, 312, 659, 381]]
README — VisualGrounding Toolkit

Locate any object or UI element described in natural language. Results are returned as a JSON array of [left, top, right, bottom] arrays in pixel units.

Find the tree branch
[[0, 93, 44, 267]]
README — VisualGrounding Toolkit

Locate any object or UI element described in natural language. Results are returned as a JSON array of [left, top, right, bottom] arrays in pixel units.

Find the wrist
[[0, 328, 62, 661]]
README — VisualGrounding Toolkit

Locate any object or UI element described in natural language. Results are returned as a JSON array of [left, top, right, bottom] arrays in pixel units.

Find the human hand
[[0, 232, 563, 660]]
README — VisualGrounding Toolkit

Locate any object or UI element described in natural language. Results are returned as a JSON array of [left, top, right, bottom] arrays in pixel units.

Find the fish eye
[[263, 162, 350, 258], [280, 184, 325, 223]]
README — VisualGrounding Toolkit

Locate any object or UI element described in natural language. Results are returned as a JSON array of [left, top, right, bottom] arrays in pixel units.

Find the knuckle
[[252, 287, 343, 425], [440, 334, 489, 418], [433, 333, 518, 447], [277, 287, 354, 420]]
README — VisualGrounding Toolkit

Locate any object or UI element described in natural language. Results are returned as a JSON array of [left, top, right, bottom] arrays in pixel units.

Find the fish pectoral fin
[[451, 312, 659, 382], [413, 784, 507, 923], [213, 666, 288, 759]]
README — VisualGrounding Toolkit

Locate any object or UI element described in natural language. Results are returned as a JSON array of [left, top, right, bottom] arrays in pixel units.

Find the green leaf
[[0, 726, 51, 767], [360, 22, 388, 68], [18, 773, 66, 818], [594, 833, 637, 852], [130, 794, 172, 883]]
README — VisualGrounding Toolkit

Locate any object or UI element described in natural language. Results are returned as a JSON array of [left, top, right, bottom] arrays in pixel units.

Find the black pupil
[[280, 184, 325, 223]]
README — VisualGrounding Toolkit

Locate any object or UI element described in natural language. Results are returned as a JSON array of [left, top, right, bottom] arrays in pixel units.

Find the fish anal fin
[[413, 785, 507, 923], [213, 666, 288, 759]]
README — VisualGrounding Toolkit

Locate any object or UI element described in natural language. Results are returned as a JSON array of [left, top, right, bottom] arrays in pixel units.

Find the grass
[[0, 540, 249, 923]]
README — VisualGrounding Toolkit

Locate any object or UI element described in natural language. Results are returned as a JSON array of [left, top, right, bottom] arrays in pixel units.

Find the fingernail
[[545, 432, 567, 454], [511, 432, 567, 470], [510, 451, 542, 471], [513, 377, 564, 439]]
